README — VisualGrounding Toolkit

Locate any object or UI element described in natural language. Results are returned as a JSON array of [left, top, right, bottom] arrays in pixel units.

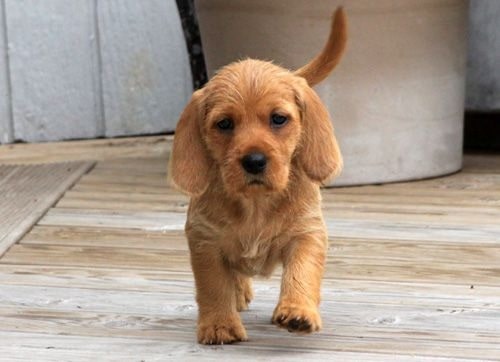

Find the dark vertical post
[[175, 0, 207, 90]]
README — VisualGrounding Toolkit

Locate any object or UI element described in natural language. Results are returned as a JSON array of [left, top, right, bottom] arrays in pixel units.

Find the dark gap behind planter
[[464, 112, 500, 151]]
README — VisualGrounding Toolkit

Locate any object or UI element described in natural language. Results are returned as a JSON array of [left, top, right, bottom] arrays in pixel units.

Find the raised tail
[[294, 7, 348, 86]]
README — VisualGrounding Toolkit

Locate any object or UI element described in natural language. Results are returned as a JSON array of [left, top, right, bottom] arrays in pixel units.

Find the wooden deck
[[0, 136, 499, 361]]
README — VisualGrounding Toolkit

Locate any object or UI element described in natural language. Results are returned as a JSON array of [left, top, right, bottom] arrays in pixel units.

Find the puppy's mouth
[[245, 172, 269, 187], [241, 175, 273, 193], [248, 179, 265, 186]]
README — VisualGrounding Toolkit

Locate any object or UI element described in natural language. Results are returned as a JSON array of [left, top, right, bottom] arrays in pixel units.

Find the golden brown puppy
[[170, 8, 347, 345]]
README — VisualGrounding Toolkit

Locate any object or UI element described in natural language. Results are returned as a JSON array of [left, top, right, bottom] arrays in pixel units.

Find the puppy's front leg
[[272, 233, 327, 333], [189, 242, 248, 344]]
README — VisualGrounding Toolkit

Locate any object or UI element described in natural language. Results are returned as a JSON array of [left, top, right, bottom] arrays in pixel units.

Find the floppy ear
[[296, 85, 343, 183], [169, 90, 211, 196]]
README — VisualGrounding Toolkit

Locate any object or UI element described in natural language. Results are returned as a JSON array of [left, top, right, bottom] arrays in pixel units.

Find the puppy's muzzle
[[241, 152, 267, 175]]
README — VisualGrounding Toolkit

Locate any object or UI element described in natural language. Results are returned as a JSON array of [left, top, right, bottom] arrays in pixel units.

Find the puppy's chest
[[223, 226, 286, 277]]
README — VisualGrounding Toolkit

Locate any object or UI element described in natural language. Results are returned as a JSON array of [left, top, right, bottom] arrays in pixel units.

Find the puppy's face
[[171, 59, 342, 198], [202, 61, 302, 197]]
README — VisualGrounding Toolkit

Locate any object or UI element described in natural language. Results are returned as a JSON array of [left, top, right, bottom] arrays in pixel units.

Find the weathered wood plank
[[78, 172, 169, 188], [38, 208, 186, 231], [54, 189, 188, 212], [0, 302, 498, 360], [329, 239, 500, 266], [330, 182, 500, 204], [72, 181, 170, 195], [0, 264, 193, 292], [378, 173, 500, 191], [22, 225, 187, 250], [98, 0, 191, 136], [93, 157, 167, 172], [47, 195, 500, 235], [1, 262, 498, 302], [0, 244, 189, 270], [27, 205, 500, 245], [60, 188, 498, 212], [327, 218, 500, 244], [5, 0, 101, 142], [60, 190, 187, 203], [0, 162, 94, 256], [0, 332, 486, 362], [3, 283, 500, 349], [327, 190, 500, 207], [3, 243, 499, 286], [330, 171, 500, 193], [325, 258, 500, 286], [463, 154, 500, 174], [1, 262, 499, 319], [55, 197, 185, 212], [324, 202, 500, 224], [0, 136, 171, 164], [2, 281, 500, 316], [20, 225, 500, 266]]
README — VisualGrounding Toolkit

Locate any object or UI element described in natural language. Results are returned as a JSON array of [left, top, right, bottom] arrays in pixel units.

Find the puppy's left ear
[[296, 84, 343, 183], [169, 90, 211, 196]]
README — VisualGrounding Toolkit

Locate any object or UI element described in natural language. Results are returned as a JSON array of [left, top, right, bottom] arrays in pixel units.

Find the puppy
[[170, 7, 347, 344]]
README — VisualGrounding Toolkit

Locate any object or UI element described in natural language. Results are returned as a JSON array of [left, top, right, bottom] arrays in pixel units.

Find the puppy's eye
[[216, 118, 234, 131], [270, 113, 288, 128]]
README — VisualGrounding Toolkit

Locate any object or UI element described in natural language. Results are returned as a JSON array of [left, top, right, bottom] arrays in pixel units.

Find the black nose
[[241, 153, 267, 174]]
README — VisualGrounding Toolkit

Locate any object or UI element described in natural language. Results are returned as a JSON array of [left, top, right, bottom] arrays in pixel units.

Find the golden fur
[[170, 8, 347, 344]]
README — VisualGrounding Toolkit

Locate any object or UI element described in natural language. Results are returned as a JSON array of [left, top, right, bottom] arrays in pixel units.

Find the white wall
[[0, 0, 192, 144]]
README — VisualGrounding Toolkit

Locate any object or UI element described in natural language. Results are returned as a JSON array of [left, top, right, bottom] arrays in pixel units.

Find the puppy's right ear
[[170, 90, 211, 196]]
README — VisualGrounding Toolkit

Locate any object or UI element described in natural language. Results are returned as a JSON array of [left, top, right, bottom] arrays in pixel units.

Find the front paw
[[198, 314, 248, 344], [272, 302, 322, 333]]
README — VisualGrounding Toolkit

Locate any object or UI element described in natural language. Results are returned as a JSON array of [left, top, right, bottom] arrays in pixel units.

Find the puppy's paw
[[197, 314, 248, 345], [272, 302, 322, 334], [236, 289, 253, 312], [235, 278, 254, 312]]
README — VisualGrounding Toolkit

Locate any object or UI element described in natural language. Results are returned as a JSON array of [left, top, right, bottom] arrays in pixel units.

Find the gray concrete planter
[[195, 0, 469, 186]]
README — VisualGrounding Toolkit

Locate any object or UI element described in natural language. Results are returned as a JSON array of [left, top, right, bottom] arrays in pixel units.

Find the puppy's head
[[170, 59, 342, 198]]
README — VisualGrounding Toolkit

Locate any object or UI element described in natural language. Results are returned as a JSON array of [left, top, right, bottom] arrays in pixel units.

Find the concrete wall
[[0, 0, 192, 144]]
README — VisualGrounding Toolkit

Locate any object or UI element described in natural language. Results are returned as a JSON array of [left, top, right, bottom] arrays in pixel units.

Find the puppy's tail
[[294, 7, 347, 87]]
